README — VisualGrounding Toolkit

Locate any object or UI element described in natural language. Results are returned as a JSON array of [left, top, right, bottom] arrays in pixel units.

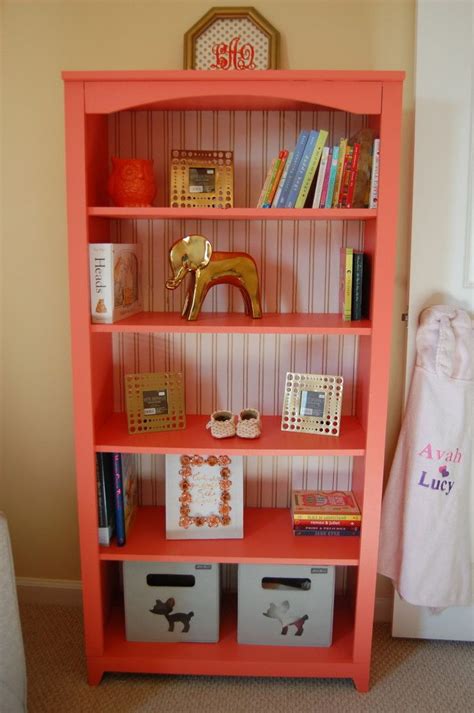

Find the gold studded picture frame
[[281, 372, 344, 436], [125, 372, 186, 434], [170, 149, 234, 208]]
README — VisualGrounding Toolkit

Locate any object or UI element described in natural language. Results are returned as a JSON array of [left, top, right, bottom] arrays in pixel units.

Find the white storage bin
[[123, 561, 220, 642], [238, 563, 335, 647]]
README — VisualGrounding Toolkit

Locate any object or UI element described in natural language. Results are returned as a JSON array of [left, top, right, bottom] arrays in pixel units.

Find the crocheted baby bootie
[[206, 410, 236, 439], [236, 409, 262, 439]]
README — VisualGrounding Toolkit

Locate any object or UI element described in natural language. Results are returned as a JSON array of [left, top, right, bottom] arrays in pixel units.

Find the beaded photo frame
[[170, 149, 234, 208], [125, 372, 186, 434], [281, 372, 344, 436]]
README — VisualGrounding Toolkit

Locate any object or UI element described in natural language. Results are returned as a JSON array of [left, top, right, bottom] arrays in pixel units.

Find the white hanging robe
[[378, 305, 473, 608]]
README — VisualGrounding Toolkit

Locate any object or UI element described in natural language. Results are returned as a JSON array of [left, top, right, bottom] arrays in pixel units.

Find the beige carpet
[[20, 603, 472, 713]]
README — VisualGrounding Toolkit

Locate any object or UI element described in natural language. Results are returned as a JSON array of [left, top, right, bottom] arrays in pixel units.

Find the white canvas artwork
[[166, 454, 244, 539]]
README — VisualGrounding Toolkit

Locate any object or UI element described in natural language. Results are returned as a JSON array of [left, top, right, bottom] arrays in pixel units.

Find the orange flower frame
[[178, 454, 233, 529]]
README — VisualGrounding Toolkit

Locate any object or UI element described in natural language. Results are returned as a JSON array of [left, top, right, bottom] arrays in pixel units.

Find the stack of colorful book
[[291, 490, 361, 537], [257, 131, 380, 210]]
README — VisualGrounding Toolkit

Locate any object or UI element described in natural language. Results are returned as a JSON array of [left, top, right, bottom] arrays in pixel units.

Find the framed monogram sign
[[184, 7, 279, 71]]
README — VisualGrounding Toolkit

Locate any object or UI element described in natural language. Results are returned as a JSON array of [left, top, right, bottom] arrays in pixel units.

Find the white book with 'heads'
[[89, 243, 142, 324]]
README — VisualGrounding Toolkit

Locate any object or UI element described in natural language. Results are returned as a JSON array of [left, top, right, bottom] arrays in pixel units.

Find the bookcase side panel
[[64, 80, 106, 655], [353, 81, 404, 667]]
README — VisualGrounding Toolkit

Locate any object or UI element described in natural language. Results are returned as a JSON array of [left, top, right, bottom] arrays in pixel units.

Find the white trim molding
[[16, 577, 83, 607]]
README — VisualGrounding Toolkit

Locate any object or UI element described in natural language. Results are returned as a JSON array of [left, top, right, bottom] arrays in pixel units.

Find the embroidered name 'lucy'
[[418, 466, 454, 495]]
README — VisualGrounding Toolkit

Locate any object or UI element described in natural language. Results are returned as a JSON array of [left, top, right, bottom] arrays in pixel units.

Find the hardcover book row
[[257, 128, 380, 210]]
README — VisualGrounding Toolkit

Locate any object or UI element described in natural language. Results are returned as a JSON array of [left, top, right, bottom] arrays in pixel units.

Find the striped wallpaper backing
[[108, 109, 366, 522]]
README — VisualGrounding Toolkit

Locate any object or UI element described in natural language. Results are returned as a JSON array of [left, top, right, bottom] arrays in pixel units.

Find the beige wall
[[1, 0, 415, 583]]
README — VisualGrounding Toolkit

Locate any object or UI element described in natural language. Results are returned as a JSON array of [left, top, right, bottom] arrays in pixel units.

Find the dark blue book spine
[[293, 529, 361, 536], [284, 130, 318, 208], [112, 453, 126, 546], [351, 251, 364, 320], [275, 130, 309, 208]]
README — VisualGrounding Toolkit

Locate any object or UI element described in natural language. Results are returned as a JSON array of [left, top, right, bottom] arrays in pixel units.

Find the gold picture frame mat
[[183, 6, 280, 70], [125, 372, 186, 434]]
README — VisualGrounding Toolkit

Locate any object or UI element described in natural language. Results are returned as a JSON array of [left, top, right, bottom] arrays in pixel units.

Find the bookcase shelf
[[88, 206, 377, 221], [95, 414, 366, 456], [103, 595, 356, 680], [91, 312, 372, 336], [100, 507, 361, 565], [64, 69, 403, 692]]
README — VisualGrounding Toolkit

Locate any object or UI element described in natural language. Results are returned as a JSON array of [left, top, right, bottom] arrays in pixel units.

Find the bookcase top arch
[[62, 70, 405, 116]]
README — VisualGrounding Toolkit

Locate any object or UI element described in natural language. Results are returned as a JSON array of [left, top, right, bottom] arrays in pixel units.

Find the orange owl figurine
[[108, 157, 156, 207]]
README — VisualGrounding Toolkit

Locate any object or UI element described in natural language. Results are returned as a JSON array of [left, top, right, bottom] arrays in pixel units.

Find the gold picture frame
[[170, 149, 234, 208], [184, 6, 280, 71], [125, 372, 186, 434], [281, 372, 344, 437]]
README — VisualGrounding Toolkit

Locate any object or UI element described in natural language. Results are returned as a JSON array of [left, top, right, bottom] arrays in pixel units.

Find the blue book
[[112, 453, 137, 546], [96, 453, 115, 546], [284, 130, 319, 208], [275, 131, 309, 208], [324, 146, 339, 208]]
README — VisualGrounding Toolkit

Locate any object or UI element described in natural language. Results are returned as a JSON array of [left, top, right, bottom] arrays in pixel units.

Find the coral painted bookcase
[[62, 70, 403, 690]]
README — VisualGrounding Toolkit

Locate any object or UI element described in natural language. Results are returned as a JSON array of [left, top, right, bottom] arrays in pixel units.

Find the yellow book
[[257, 157, 278, 208], [340, 247, 353, 321], [294, 130, 329, 208], [293, 513, 362, 522], [332, 138, 348, 208]]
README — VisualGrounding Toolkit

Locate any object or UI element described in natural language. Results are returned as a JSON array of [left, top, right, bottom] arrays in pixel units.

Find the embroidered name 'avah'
[[417, 442, 463, 463]]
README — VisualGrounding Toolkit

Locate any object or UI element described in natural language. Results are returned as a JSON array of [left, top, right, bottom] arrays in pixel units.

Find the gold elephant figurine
[[166, 234, 263, 321]]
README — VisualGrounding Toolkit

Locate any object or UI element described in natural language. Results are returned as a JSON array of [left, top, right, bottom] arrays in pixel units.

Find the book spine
[[319, 148, 333, 207], [284, 130, 319, 208], [89, 244, 113, 324], [275, 131, 309, 207], [122, 454, 137, 536], [294, 130, 328, 208], [257, 158, 278, 208], [345, 143, 361, 208], [294, 522, 361, 530], [369, 138, 380, 209], [96, 455, 107, 527], [331, 138, 348, 207], [338, 145, 354, 208], [112, 453, 126, 546], [293, 529, 360, 537], [293, 523, 361, 532], [263, 150, 289, 207], [351, 251, 364, 320], [293, 513, 361, 522], [324, 146, 340, 208], [361, 253, 371, 318], [339, 247, 353, 321], [311, 147, 330, 208], [271, 151, 293, 207]]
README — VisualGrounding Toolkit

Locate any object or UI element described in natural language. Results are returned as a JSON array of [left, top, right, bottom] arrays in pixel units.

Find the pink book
[[319, 148, 333, 208]]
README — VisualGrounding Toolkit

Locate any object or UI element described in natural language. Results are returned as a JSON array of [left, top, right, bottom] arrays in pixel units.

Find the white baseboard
[[16, 577, 83, 606], [15, 577, 393, 623]]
